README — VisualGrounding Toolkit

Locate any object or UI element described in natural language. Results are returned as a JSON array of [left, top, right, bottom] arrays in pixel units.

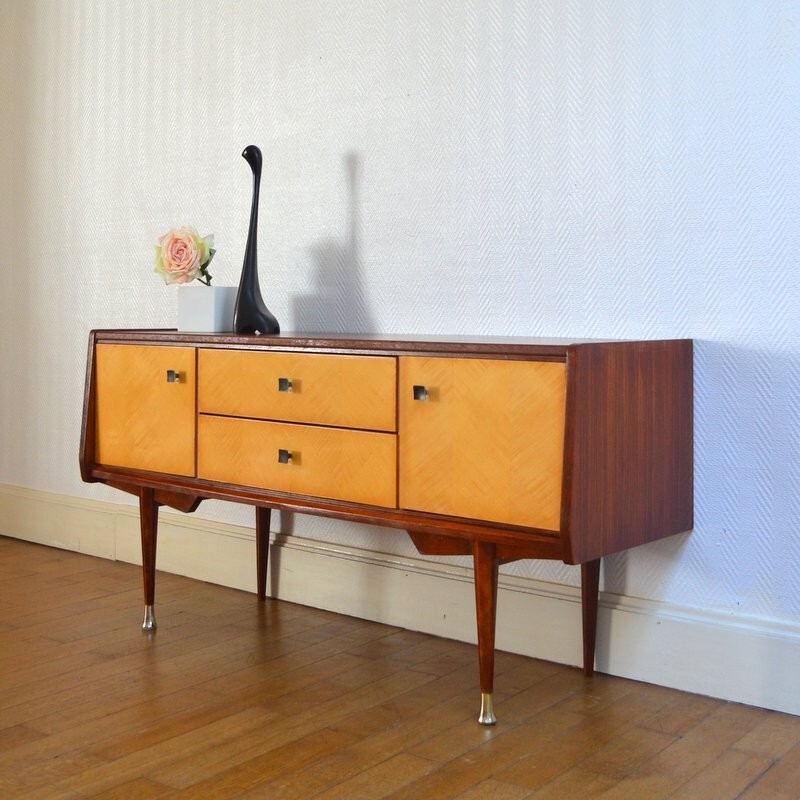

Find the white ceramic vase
[[176, 285, 237, 333]]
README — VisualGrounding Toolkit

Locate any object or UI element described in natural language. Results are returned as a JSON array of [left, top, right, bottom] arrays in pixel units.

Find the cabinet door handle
[[278, 377, 293, 392], [277, 448, 292, 464], [166, 370, 181, 383], [412, 385, 428, 401]]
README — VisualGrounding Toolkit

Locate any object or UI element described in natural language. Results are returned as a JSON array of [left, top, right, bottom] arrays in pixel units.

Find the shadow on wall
[[291, 152, 376, 334], [275, 152, 375, 560]]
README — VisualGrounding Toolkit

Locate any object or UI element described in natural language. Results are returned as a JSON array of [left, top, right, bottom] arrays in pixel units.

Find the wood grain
[[2, 537, 798, 800], [562, 339, 693, 563], [399, 357, 567, 531], [198, 348, 397, 432], [197, 414, 397, 508], [94, 344, 196, 477]]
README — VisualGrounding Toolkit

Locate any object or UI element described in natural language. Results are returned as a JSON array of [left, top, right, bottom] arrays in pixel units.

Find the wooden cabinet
[[81, 331, 693, 726]]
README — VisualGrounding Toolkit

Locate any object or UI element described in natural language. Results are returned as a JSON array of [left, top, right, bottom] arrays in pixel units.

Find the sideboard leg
[[473, 540, 499, 725], [139, 487, 159, 631], [581, 558, 601, 676], [256, 506, 271, 600]]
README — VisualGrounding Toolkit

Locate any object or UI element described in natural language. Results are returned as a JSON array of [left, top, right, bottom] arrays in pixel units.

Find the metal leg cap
[[478, 692, 496, 726], [142, 605, 157, 631]]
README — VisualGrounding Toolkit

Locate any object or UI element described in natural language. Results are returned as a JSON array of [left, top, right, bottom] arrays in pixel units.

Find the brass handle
[[277, 449, 292, 464], [412, 385, 428, 401], [166, 370, 181, 383], [278, 377, 293, 392]]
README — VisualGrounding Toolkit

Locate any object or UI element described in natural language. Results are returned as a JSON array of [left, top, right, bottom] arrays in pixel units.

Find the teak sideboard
[[80, 330, 693, 725]]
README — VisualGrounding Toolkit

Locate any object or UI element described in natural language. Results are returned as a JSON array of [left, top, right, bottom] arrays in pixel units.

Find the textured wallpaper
[[1, 0, 799, 623]]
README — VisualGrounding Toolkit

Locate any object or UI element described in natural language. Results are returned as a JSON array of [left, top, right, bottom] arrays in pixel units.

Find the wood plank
[[63, 778, 175, 800], [305, 752, 437, 800], [174, 728, 359, 799], [593, 702, 770, 800], [494, 687, 677, 792], [738, 742, 800, 800], [517, 768, 616, 800], [733, 711, 800, 758], [667, 749, 773, 800], [453, 779, 535, 799]]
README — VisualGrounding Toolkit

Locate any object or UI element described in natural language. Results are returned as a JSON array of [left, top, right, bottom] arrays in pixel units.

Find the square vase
[[177, 285, 237, 333]]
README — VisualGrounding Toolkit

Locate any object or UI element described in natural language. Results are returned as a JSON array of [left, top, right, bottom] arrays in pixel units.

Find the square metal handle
[[277, 449, 292, 464], [412, 385, 428, 401]]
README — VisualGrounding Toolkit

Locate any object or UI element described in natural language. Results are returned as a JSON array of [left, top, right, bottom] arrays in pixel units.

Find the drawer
[[198, 349, 396, 431], [198, 414, 397, 508]]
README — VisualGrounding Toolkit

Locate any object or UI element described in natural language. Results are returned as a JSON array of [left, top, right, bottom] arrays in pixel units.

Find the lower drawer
[[198, 415, 397, 508]]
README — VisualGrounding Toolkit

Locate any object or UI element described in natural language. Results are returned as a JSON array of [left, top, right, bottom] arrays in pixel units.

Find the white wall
[[1, 1, 799, 707]]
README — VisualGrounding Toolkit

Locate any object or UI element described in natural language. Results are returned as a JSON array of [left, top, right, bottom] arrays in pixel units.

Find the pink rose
[[154, 226, 215, 285]]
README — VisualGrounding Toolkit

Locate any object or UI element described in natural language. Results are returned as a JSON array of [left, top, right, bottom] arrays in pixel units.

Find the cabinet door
[[95, 344, 196, 476], [399, 357, 566, 531]]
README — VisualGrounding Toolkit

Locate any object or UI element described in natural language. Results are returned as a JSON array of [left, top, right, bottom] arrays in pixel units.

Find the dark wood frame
[[80, 329, 693, 724]]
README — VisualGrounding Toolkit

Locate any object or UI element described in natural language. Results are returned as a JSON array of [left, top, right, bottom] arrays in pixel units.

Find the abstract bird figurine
[[233, 145, 280, 334]]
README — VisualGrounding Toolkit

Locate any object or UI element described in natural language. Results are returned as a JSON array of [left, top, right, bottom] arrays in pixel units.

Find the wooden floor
[[0, 537, 799, 799]]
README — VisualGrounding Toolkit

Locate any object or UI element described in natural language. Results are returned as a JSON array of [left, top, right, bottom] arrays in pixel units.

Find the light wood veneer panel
[[398, 357, 566, 531], [95, 344, 196, 477], [198, 415, 397, 508], [198, 349, 396, 431]]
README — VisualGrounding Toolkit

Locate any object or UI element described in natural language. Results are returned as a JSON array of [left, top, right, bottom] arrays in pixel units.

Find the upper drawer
[[198, 349, 397, 431]]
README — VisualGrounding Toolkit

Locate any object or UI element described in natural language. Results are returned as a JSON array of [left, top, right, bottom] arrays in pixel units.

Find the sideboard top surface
[[89, 329, 689, 358]]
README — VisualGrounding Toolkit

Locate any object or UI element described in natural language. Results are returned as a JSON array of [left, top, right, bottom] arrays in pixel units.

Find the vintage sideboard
[[80, 329, 693, 724]]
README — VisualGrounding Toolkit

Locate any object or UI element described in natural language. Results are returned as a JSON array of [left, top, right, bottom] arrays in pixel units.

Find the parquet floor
[[0, 536, 798, 799]]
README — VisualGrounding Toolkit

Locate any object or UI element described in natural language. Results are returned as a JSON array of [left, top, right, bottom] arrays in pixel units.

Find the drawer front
[[399, 357, 566, 531], [95, 344, 196, 477], [198, 415, 397, 508], [198, 349, 396, 431]]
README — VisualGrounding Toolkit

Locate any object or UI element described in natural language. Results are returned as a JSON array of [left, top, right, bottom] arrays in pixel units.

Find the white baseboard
[[1, 483, 798, 716]]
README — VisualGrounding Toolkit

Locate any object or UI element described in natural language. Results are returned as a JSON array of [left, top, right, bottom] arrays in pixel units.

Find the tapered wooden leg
[[256, 506, 271, 600], [581, 558, 601, 676], [139, 487, 159, 631], [473, 540, 499, 725]]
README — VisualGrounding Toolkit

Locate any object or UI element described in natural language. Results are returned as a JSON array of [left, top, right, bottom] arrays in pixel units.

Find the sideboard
[[80, 330, 693, 724]]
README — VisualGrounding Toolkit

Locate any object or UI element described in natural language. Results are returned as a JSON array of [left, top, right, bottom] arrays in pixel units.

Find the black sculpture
[[233, 145, 280, 334]]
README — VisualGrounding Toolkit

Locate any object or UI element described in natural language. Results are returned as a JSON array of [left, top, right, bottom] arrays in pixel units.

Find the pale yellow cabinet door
[[398, 357, 567, 531], [95, 344, 196, 477]]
